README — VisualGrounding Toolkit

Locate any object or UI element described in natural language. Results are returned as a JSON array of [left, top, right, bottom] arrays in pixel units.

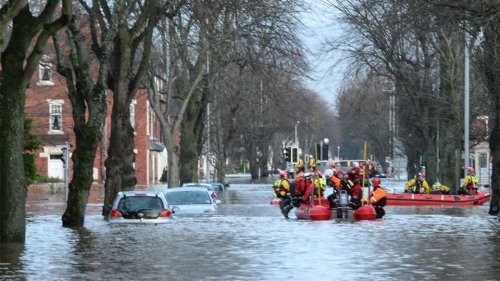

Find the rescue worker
[[313, 171, 326, 197], [295, 158, 305, 174], [279, 172, 313, 218], [365, 177, 387, 219], [273, 170, 290, 199], [345, 164, 364, 209], [326, 170, 350, 209], [309, 156, 316, 172], [431, 181, 450, 194], [404, 172, 430, 194], [323, 163, 337, 182], [461, 167, 480, 195]]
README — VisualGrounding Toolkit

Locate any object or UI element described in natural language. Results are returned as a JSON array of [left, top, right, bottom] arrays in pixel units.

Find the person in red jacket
[[279, 172, 313, 218], [365, 177, 387, 219]]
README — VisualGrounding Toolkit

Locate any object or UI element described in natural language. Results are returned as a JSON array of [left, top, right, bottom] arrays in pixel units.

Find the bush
[[35, 175, 63, 183]]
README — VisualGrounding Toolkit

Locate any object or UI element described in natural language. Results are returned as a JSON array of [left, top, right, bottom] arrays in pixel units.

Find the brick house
[[25, 54, 168, 186]]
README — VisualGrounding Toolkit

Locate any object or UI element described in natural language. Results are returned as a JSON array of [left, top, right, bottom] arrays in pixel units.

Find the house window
[[49, 100, 63, 133], [37, 55, 54, 86], [479, 153, 487, 168]]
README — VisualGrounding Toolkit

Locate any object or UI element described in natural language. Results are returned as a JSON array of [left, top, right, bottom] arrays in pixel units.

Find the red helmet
[[335, 170, 344, 178], [279, 170, 288, 179], [467, 167, 475, 174], [371, 177, 381, 187]]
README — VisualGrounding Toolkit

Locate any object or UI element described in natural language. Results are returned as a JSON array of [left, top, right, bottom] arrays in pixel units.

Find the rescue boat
[[295, 198, 333, 220], [386, 190, 490, 206]]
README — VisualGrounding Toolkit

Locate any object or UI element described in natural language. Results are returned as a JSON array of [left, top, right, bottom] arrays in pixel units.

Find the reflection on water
[[1, 179, 499, 280]]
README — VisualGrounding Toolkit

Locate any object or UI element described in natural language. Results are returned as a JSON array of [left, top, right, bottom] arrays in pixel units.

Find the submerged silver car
[[181, 182, 219, 200], [164, 187, 218, 215], [108, 190, 172, 223]]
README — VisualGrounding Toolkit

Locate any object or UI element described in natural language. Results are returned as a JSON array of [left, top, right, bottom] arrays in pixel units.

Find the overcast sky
[[300, 1, 345, 105]]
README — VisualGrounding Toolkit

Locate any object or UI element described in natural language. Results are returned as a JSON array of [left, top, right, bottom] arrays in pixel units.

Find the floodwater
[[1, 179, 499, 281]]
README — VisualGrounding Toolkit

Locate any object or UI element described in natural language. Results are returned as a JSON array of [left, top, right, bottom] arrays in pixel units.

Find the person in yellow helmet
[[295, 159, 305, 174], [309, 156, 316, 172], [313, 171, 326, 197], [404, 172, 430, 194], [431, 182, 450, 194]]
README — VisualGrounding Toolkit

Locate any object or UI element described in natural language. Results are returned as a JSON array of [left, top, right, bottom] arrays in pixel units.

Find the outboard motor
[[337, 190, 349, 219]]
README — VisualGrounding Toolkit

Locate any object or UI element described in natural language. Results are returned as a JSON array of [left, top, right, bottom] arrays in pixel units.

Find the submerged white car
[[164, 187, 219, 215], [181, 182, 219, 200], [108, 190, 172, 223]]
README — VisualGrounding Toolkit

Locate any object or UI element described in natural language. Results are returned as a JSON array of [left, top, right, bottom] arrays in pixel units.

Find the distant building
[[25, 54, 168, 186]]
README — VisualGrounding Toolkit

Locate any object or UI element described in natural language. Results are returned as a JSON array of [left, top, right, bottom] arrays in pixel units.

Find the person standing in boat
[[430, 182, 450, 194], [309, 155, 316, 172], [404, 172, 430, 194], [295, 158, 305, 174], [365, 177, 387, 219], [312, 170, 327, 198], [279, 172, 313, 218], [273, 170, 291, 199], [345, 164, 363, 209], [461, 167, 480, 195]]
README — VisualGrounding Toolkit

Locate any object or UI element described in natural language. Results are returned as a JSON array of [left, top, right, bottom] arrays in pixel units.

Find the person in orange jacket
[[326, 170, 353, 209], [366, 177, 387, 219]]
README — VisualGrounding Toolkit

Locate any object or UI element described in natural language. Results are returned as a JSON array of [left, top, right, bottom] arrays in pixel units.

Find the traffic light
[[284, 147, 291, 162], [315, 143, 321, 160], [291, 147, 298, 164], [322, 144, 329, 160]]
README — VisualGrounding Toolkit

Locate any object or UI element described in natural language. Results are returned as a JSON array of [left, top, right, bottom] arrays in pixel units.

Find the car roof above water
[[167, 186, 210, 192], [117, 190, 165, 196]]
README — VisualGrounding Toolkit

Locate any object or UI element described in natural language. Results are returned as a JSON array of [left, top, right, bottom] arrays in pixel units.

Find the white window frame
[[130, 100, 137, 130], [37, 55, 54, 86], [48, 99, 64, 134]]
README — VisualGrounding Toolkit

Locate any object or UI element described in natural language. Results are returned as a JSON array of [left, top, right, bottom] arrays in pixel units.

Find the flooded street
[[1, 179, 499, 280]]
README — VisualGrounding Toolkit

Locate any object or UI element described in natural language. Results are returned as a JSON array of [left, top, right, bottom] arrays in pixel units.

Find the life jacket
[[274, 179, 290, 198], [466, 176, 479, 188], [369, 187, 387, 207], [313, 178, 326, 197], [411, 180, 426, 194], [273, 180, 281, 189], [309, 158, 316, 169], [349, 184, 362, 201], [431, 183, 442, 192], [328, 175, 341, 190]]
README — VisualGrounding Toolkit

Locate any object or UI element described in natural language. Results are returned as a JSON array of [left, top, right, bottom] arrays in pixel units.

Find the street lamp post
[[294, 121, 299, 146]]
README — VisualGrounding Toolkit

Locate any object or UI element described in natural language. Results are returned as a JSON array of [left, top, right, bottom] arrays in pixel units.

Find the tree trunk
[[53, 18, 109, 227], [0, 76, 27, 242], [0, 2, 72, 241], [180, 120, 200, 183], [103, 103, 136, 214], [167, 139, 181, 188], [102, 4, 158, 215], [483, 19, 500, 216]]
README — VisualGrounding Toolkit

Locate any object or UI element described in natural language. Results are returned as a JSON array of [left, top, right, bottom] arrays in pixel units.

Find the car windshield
[[166, 191, 212, 205], [118, 196, 164, 213]]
